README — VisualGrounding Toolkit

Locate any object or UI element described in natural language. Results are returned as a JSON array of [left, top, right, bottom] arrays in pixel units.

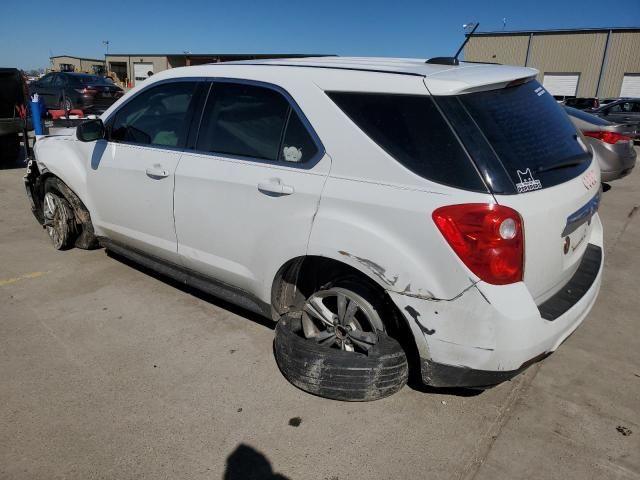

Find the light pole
[[102, 40, 110, 76]]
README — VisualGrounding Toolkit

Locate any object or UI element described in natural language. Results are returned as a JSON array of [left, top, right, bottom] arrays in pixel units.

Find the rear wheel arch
[[271, 255, 422, 379]]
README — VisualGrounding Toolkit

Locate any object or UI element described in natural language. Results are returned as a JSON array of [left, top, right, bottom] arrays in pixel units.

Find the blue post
[[29, 95, 44, 135]]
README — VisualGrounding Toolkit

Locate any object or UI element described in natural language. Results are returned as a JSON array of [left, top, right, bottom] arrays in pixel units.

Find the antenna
[[426, 21, 479, 65], [503, 18, 507, 30], [454, 22, 479, 61]]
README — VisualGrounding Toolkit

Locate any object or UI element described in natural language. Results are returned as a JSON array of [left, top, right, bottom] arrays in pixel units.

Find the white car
[[25, 57, 604, 401]]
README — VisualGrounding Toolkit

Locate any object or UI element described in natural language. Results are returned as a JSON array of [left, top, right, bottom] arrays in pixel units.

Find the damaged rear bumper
[[389, 217, 604, 389], [421, 352, 550, 389]]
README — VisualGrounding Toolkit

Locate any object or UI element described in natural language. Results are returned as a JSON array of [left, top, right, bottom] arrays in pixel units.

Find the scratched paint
[[0, 271, 49, 286]]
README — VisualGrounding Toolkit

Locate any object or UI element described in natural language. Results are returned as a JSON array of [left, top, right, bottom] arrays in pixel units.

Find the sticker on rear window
[[534, 86, 546, 97], [515, 168, 542, 193]]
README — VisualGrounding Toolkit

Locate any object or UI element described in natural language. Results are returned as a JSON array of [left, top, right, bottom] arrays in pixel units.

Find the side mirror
[[76, 119, 105, 142]]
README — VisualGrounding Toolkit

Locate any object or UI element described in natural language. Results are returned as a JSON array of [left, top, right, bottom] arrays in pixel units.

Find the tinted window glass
[[197, 83, 290, 161], [70, 74, 112, 86], [564, 106, 612, 126], [37, 74, 53, 86], [456, 80, 590, 191], [279, 110, 318, 163], [327, 92, 485, 191], [111, 82, 196, 147], [52, 75, 65, 87]]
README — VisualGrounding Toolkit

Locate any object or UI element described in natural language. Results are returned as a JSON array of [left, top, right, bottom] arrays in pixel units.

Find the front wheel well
[[31, 173, 99, 249]]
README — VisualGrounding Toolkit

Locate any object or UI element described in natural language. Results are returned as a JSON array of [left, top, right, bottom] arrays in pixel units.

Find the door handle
[[145, 164, 169, 178], [257, 179, 294, 196]]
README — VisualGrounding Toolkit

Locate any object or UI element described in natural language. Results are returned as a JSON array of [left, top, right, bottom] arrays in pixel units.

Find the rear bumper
[[390, 215, 604, 388], [601, 164, 635, 182]]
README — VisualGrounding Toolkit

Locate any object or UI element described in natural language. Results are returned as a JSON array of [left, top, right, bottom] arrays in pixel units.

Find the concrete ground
[[1, 146, 639, 480]]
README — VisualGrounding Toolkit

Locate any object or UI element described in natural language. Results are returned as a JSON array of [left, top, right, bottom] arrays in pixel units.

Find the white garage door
[[620, 74, 640, 97], [133, 63, 154, 86], [543, 73, 579, 96]]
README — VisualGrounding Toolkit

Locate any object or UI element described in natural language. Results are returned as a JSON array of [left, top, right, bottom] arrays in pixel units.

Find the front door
[[174, 81, 330, 298], [87, 80, 199, 263]]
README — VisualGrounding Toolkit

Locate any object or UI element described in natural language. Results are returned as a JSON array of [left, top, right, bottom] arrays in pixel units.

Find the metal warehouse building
[[464, 27, 640, 98]]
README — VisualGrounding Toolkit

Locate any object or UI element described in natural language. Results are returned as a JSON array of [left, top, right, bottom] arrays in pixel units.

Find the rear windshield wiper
[[535, 157, 587, 174]]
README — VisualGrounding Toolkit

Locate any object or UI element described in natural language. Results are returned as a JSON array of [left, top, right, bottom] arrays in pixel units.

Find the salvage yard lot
[[1, 151, 639, 480]]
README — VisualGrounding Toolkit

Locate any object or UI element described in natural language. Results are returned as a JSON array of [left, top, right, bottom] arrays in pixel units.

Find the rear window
[[327, 92, 486, 192], [453, 80, 591, 192]]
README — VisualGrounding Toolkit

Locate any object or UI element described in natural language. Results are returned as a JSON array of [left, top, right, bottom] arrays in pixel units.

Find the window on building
[[59, 64, 75, 72]]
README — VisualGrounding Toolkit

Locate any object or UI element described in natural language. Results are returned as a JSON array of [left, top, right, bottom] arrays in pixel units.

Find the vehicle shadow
[[223, 444, 290, 480], [407, 381, 484, 397], [105, 250, 276, 331]]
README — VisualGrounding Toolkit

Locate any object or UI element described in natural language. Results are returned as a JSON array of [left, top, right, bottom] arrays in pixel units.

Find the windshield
[[442, 80, 591, 193]]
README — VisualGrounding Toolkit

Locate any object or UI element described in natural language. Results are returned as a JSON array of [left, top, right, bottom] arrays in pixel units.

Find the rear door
[[434, 79, 599, 302], [174, 80, 330, 297]]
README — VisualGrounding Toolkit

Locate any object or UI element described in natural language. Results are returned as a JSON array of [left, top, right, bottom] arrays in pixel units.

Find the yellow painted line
[[0, 271, 49, 286]]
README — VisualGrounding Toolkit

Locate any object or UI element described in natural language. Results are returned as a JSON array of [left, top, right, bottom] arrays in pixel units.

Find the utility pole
[[102, 40, 110, 76]]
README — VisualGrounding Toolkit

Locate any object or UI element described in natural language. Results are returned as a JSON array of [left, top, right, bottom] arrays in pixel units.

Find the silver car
[[565, 106, 636, 181]]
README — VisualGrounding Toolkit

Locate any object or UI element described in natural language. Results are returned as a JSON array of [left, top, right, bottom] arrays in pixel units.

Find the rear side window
[[455, 80, 590, 191], [327, 92, 486, 191], [110, 82, 197, 147], [196, 82, 318, 163]]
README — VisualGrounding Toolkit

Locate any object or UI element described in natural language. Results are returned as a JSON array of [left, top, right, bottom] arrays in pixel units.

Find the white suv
[[25, 57, 604, 401]]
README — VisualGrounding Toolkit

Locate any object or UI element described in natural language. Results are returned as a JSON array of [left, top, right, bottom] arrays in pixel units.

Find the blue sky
[[2, 0, 639, 70]]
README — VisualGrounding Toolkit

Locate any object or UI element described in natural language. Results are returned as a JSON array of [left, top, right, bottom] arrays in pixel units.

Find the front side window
[[110, 82, 197, 147], [38, 74, 53, 86], [52, 75, 65, 87], [196, 82, 318, 163]]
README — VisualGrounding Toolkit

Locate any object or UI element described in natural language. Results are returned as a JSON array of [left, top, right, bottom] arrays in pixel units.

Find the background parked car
[[564, 106, 636, 181], [29, 72, 124, 113], [564, 97, 599, 110], [591, 98, 640, 137], [0, 68, 28, 164], [597, 97, 628, 108]]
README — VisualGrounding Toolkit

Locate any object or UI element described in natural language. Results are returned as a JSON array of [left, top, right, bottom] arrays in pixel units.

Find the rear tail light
[[432, 204, 524, 285], [582, 131, 631, 144]]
